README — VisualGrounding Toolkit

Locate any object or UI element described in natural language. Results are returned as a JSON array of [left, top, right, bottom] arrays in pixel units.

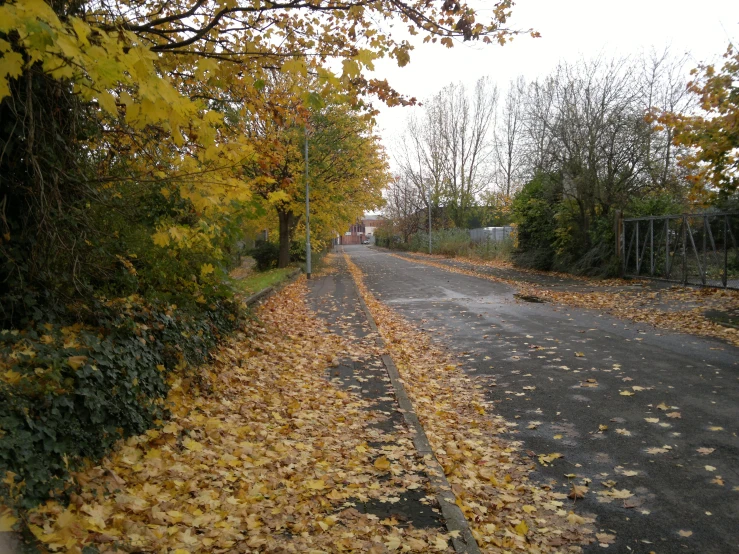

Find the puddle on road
[[514, 292, 547, 303]]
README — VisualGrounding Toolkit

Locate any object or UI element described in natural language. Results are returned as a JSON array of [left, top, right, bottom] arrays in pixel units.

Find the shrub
[[250, 240, 280, 271], [511, 174, 559, 270]]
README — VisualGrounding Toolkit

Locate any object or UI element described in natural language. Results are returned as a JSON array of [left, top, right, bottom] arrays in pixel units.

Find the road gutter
[[344, 253, 481, 554]]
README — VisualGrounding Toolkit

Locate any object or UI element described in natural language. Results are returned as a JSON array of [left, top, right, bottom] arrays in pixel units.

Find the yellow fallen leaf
[[514, 520, 529, 536], [0, 509, 17, 532], [678, 530, 693, 537], [182, 438, 203, 452], [1, 370, 22, 385], [385, 535, 401, 550], [305, 479, 326, 490], [374, 456, 391, 471], [619, 390, 635, 396], [67, 355, 88, 370]]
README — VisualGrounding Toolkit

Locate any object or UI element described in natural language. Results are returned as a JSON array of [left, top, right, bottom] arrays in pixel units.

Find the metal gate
[[622, 212, 739, 289]]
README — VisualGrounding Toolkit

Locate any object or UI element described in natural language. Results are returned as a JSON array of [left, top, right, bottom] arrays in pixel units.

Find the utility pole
[[305, 125, 311, 279]]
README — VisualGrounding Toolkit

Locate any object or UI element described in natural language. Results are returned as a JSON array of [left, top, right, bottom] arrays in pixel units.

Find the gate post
[[615, 210, 624, 277]]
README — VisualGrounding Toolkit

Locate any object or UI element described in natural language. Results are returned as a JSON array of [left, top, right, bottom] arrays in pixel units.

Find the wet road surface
[[344, 245, 739, 554]]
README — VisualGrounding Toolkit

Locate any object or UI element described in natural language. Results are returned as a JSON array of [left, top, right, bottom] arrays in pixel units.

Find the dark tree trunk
[[277, 208, 295, 268]]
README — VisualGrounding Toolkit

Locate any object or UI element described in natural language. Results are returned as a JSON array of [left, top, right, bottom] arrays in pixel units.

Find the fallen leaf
[[514, 520, 529, 536], [374, 456, 391, 471], [678, 530, 693, 538], [568, 485, 587, 499]]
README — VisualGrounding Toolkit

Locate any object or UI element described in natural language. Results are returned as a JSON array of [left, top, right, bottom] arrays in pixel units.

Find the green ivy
[[0, 295, 241, 510]]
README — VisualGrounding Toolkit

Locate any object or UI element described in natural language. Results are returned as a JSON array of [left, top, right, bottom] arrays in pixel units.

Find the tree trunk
[[277, 208, 295, 268]]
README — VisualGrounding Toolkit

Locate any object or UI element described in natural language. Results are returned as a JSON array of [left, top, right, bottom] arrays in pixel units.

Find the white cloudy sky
[[369, 0, 739, 165]]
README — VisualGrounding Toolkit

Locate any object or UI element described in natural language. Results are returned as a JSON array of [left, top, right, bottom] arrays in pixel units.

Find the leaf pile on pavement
[[345, 255, 596, 552], [13, 279, 456, 553], [390, 253, 739, 347]]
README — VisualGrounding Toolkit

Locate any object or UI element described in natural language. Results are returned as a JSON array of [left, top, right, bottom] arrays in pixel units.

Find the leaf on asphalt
[[666, 412, 681, 418], [574, 352, 584, 357], [615, 428, 632, 436], [708, 426, 724, 431], [678, 530, 693, 537], [644, 418, 659, 423], [538, 453, 563, 466], [568, 485, 587, 499], [619, 390, 635, 396], [697, 447, 715, 455], [704, 465, 716, 472], [645, 446, 670, 454]]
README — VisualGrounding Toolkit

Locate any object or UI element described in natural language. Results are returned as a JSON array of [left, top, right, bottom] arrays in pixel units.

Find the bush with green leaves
[[250, 240, 280, 271]]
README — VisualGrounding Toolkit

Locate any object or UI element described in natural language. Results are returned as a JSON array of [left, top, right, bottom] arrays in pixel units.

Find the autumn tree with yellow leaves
[[0, 0, 522, 524]]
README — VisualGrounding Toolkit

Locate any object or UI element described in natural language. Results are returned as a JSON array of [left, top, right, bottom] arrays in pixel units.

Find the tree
[[396, 77, 497, 228], [494, 77, 526, 197], [244, 93, 388, 266], [659, 44, 739, 199], [384, 175, 424, 242]]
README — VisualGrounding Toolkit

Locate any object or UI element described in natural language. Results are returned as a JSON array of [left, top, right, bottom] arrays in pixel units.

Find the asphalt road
[[344, 245, 739, 554]]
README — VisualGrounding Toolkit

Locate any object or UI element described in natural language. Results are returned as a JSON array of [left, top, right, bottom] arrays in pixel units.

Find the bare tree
[[383, 174, 423, 241], [395, 77, 497, 227], [494, 77, 526, 197], [640, 48, 694, 189]]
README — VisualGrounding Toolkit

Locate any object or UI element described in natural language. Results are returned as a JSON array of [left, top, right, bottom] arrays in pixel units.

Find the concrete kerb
[[243, 268, 303, 307], [346, 261, 481, 554]]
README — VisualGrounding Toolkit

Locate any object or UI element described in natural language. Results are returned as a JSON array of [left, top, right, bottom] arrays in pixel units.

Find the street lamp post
[[305, 125, 311, 279]]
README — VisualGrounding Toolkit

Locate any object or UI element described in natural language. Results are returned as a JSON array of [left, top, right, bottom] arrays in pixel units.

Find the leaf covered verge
[[2, 279, 466, 552]]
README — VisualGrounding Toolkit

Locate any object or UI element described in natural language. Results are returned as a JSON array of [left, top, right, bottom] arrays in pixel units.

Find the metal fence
[[622, 212, 739, 289], [469, 226, 514, 243]]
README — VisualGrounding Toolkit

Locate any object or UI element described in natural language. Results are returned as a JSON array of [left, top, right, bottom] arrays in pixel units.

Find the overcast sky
[[370, 0, 739, 168]]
